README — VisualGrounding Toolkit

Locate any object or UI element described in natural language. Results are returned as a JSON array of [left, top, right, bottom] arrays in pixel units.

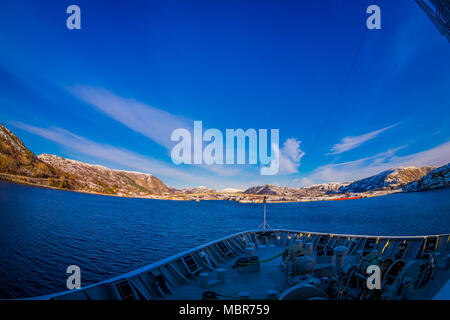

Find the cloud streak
[[328, 123, 400, 155], [299, 141, 450, 186], [68, 86, 189, 149]]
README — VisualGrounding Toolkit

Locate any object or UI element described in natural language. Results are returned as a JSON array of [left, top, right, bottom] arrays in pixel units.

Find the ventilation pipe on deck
[[305, 242, 314, 256], [333, 246, 348, 273], [199, 273, 209, 288], [217, 268, 226, 283], [294, 239, 304, 250]]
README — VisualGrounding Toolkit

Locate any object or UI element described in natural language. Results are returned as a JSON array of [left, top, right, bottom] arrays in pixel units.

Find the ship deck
[[31, 229, 450, 300], [169, 246, 287, 300]]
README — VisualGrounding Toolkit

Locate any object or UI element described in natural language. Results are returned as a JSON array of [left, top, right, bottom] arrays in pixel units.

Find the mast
[[258, 196, 272, 231]]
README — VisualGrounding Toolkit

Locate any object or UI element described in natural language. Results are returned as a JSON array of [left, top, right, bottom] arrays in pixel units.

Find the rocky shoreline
[[1, 122, 449, 202]]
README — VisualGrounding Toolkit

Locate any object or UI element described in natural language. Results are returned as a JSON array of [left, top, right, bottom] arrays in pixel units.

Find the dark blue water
[[0, 181, 449, 298]]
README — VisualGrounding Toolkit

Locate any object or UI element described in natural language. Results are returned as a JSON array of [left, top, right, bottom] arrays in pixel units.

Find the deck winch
[[276, 232, 447, 300]]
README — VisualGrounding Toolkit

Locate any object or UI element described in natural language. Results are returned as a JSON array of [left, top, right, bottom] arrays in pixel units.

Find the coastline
[[0, 172, 416, 203]]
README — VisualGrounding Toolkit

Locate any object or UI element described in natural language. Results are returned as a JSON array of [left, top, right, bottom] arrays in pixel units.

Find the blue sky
[[0, 0, 449, 189]]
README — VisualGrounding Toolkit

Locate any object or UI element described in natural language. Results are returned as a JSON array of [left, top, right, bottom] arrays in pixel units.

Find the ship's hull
[[31, 229, 450, 300]]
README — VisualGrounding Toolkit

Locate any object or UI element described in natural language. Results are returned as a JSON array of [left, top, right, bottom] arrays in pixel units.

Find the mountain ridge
[[241, 165, 448, 197], [1, 122, 449, 200], [0, 122, 173, 196], [38, 153, 173, 196], [404, 163, 450, 192], [0, 123, 63, 186], [337, 166, 436, 193]]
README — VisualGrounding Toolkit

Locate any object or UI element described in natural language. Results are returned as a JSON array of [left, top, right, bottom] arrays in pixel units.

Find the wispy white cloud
[[328, 123, 400, 155], [11, 122, 204, 184], [64, 86, 311, 179], [67, 87, 250, 178], [298, 141, 450, 186], [68, 86, 190, 149], [279, 138, 305, 174]]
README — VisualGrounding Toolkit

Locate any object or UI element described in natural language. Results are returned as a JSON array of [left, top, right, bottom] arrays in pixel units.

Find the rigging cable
[[287, 27, 368, 188]]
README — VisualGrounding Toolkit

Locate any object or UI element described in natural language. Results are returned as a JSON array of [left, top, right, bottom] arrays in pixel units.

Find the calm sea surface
[[0, 181, 449, 298]]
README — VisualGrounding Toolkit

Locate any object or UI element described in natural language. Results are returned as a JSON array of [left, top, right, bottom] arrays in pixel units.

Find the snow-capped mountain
[[300, 182, 351, 195], [177, 186, 217, 194], [2, 122, 449, 200], [242, 165, 449, 198], [338, 166, 436, 193], [243, 182, 351, 197], [243, 184, 287, 196], [38, 154, 173, 195], [404, 163, 450, 192]]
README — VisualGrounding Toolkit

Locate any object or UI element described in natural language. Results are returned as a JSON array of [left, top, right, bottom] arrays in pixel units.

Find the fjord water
[[0, 181, 449, 298]]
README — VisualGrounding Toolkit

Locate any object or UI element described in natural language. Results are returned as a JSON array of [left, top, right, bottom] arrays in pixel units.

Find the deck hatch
[[114, 280, 147, 301], [216, 241, 233, 257], [182, 254, 202, 275]]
